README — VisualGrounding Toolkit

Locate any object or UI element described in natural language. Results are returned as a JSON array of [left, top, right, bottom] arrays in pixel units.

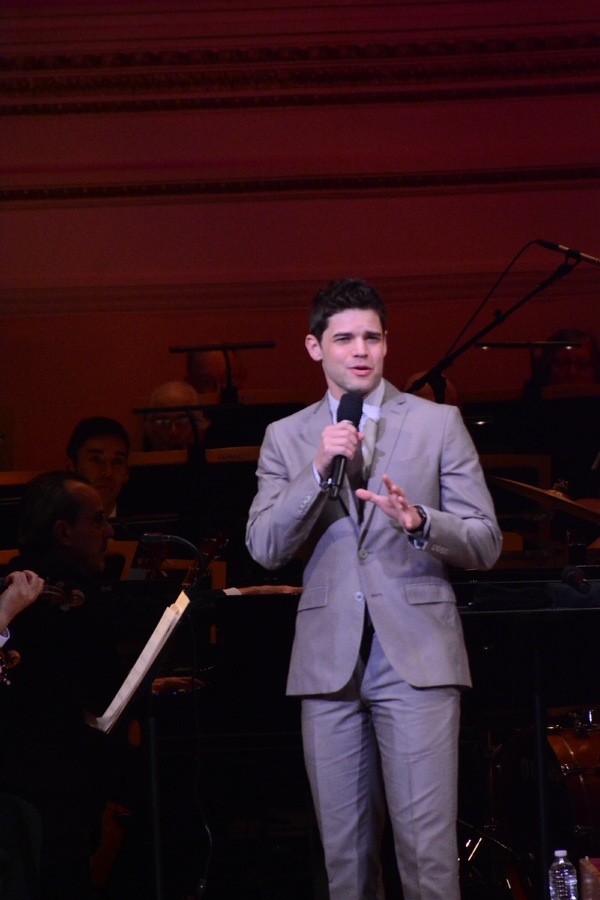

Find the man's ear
[[63, 456, 76, 472], [305, 334, 323, 362], [53, 519, 73, 548]]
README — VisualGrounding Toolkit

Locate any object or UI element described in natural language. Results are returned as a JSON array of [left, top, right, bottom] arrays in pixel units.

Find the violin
[[0, 576, 85, 610], [40, 581, 85, 609], [0, 646, 20, 686], [0, 580, 85, 686]]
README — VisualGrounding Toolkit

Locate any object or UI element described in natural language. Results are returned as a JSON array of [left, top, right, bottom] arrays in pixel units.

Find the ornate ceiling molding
[[2, 266, 597, 316], [2, 165, 599, 207], [2, 32, 600, 115]]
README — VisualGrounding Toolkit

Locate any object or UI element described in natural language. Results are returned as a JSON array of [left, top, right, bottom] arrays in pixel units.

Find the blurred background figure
[[534, 328, 600, 387], [143, 381, 207, 451], [186, 348, 245, 399], [64, 417, 130, 519]]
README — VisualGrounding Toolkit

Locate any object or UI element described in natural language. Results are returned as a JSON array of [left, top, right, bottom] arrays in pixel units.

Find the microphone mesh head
[[337, 391, 363, 427]]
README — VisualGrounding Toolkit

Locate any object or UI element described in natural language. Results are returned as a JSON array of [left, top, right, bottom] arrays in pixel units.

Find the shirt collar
[[327, 379, 384, 425]]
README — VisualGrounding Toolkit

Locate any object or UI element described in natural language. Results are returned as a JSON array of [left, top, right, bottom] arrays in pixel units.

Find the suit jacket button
[[358, 548, 368, 560], [355, 591, 364, 602]]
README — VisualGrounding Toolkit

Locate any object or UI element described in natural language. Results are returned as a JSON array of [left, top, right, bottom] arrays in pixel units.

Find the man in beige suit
[[246, 278, 501, 899]]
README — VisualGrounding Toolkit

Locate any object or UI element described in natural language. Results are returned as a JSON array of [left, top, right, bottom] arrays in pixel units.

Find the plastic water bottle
[[548, 849, 578, 899]]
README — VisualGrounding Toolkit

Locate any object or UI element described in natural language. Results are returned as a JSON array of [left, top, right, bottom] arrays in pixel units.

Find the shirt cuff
[[406, 506, 430, 550]]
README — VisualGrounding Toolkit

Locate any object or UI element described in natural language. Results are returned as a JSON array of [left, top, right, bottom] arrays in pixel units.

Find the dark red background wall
[[1, 0, 599, 469]]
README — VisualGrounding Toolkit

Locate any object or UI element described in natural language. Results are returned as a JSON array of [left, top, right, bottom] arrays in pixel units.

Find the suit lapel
[[360, 386, 408, 536], [368, 386, 407, 488], [306, 387, 408, 531]]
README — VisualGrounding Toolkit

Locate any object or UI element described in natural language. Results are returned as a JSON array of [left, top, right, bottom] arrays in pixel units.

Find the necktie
[[346, 443, 363, 490], [361, 417, 377, 479]]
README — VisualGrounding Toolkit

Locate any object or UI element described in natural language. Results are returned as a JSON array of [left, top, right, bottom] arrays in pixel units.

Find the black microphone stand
[[405, 257, 581, 402]]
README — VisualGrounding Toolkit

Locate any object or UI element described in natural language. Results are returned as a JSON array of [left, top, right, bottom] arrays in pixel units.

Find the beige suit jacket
[[246, 382, 502, 695]]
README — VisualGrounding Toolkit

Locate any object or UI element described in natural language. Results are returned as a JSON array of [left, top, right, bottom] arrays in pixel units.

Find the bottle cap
[[554, 850, 567, 857]]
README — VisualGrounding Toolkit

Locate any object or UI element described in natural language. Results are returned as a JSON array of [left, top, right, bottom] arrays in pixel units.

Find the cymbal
[[489, 476, 600, 526]]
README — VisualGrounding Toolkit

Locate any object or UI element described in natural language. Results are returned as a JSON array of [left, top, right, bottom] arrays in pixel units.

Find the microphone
[[536, 239, 600, 268], [140, 532, 209, 588], [561, 565, 591, 595], [328, 391, 363, 501], [140, 532, 201, 557]]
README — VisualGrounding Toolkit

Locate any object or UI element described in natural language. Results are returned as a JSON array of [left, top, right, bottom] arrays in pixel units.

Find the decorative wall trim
[[2, 165, 599, 208], [1, 267, 597, 316], [2, 33, 599, 116]]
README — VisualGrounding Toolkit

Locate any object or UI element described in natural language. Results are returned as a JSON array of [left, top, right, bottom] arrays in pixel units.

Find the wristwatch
[[405, 504, 427, 534]]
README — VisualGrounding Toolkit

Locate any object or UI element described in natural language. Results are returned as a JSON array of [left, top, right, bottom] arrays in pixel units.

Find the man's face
[[305, 308, 387, 399], [147, 414, 196, 450], [72, 436, 129, 515], [56, 482, 114, 574], [549, 340, 596, 385]]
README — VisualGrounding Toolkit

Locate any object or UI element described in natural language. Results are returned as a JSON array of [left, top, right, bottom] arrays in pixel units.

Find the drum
[[493, 712, 600, 861], [493, 727, 572, 860], [547, 718, 600, 858]]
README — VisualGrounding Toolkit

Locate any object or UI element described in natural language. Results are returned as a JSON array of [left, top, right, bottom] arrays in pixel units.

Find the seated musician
[[64, 416, 130, 521], [534, 328, 599, 387], [0, 570, 44, 650], [0, 470, 299, 900], [186, 347, 245, 398], [143, 380, 208, 451], [0, 572, 45, 900]]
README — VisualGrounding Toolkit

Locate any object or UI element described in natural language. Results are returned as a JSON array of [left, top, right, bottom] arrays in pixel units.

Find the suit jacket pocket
[[297, 586, 327, 611], [404, 581, 456, 605]]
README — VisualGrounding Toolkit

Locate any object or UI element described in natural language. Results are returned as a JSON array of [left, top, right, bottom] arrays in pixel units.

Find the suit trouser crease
[[301, 632, 461, 900]]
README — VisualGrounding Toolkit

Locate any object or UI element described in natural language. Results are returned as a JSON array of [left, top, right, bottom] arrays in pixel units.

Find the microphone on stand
[[536, 239, 600, 268], [140, 532, 210, 596], [561, 565, 592, 595], [328, 391, 363, 501]]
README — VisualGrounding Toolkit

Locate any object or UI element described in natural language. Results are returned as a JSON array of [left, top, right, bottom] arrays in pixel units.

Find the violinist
[[0, 570, 44, 648], [0, 572, 45, 900], [0, 470, 126, 900], [1, 470, 301, 899]]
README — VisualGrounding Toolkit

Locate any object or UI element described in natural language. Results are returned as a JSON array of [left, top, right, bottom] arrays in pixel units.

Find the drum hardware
[[489, 477, 600, 528], [458, 817, 534, 899]]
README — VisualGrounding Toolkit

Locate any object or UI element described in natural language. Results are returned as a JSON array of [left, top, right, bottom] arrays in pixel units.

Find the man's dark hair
[[309, 278, 387, 343], [18, 471, 90, 556], [65, 417, 130, 465]]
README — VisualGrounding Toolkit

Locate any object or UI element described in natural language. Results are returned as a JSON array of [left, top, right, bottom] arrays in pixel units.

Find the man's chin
[[88, 556, 107, 574]]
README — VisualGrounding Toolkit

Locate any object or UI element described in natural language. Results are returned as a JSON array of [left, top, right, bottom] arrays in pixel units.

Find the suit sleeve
[[422, 405, 502, 570], [246, 421, 329, 570]]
